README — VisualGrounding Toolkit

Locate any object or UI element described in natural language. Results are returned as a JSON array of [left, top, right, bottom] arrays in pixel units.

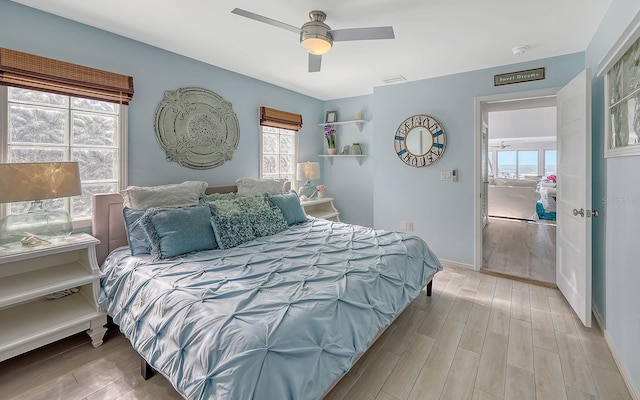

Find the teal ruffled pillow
[[204, 193, 269, 216], [250, 208, 289, 237], [141, 205, 217, 260], [210, 213, 256, 250], [266, 191, 308, 225]]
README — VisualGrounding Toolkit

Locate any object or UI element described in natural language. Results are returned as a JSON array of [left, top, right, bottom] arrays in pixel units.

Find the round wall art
[[154, 87, 239, 169]]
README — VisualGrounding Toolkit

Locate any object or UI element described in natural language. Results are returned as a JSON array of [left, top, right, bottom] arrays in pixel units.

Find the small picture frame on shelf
[[325, 111, 337, 123]]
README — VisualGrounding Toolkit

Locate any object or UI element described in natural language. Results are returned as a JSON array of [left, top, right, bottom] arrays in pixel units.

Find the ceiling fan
[[231, 8, 395, 73], [490, 141, 512, 149]]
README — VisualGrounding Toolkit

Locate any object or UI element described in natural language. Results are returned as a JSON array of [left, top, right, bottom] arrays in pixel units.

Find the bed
[[92, 183, 442, 400]]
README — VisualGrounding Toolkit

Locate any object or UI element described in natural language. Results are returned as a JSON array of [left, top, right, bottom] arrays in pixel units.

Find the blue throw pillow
[[210, 213, 256, 250], [122, 207, 151, 255], [141, 205, 217, 260], [266, 191, 308, 225]]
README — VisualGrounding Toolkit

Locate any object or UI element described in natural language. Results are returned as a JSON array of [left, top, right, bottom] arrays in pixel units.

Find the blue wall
[[586, 0, 640, 394], [371, 54, 584, 265], [0, 1, 324, 187]]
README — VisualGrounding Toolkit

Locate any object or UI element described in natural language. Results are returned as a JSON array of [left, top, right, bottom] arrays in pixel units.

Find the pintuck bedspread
[[99, 218, 442, 400]]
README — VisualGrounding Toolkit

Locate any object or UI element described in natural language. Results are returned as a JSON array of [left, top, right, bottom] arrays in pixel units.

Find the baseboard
[[595, 306, 640, 400], [439, 259, 474, 270]]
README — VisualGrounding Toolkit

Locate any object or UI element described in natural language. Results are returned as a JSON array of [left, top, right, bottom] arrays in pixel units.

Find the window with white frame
[[1, 86, 126, 223], [259, 125, 297, 183]]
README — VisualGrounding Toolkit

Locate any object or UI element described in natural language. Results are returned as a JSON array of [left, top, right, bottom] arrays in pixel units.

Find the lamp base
[[0, 201, 73, 246], [298, 181, 317, 199]]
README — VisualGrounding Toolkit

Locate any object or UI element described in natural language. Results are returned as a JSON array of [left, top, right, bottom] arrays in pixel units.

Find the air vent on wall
[[382, 75, 406, 84]]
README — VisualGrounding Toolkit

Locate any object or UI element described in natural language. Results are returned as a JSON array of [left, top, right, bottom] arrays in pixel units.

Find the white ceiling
[[10, 0, 612, 101]]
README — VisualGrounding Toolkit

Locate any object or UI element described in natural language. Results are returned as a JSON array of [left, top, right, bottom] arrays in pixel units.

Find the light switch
[[440, 171, 451, 181]]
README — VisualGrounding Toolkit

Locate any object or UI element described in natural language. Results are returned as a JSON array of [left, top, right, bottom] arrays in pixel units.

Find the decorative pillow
[[200, 192, 238, 202], [249, 207, 289, 237], [210, 213, 256, 250], [266, 191, 308, 225], [121, 181, 208, 210], [206, 194, 270, 216], [122, 207, 151, 255], [236, 177, 286, 196], [140, 205, 217, 260]]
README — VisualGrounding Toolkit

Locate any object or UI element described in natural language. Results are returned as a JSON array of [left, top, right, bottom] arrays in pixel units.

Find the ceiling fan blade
[[231, 8, 300, 34], [309, 54, 322, 73], [330, 26, 395, 41]]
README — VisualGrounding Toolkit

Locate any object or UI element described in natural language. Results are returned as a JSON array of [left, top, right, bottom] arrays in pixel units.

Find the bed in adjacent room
[[92, 180, 442, 400]]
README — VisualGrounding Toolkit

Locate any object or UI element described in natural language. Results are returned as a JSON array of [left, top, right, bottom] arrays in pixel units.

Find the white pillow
[[120, 181, 208, 210], [236, 177, 286, 196]]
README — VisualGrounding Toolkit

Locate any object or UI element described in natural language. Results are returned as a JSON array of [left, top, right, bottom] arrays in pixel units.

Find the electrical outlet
[[400, 220, 407, 230], [406, 222, 414, 232]]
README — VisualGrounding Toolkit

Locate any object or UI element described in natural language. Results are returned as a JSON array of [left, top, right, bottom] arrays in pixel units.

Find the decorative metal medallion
[[154, 87, 239, 169]]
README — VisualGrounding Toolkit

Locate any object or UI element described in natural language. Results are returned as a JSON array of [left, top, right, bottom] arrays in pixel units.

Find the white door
[[556, 69, 592, 327]]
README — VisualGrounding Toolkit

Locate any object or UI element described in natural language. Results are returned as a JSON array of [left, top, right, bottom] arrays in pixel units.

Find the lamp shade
[[296, 162, 320, 181], [0, 162, 82, 203]]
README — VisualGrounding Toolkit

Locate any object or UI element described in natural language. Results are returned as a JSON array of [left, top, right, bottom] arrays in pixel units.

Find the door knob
[[573, 208, 585, 217]]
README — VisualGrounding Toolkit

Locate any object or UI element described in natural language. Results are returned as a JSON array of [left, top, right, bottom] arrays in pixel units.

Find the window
[[544, 150, 557, 175], [496, 151, 516, 179], [517, 150, 539, 179], [259, 126, 297, 183], [258, 106, 302, 185], [0, 48, 133, 225], [2, 86, 125, 222], [496, 150, 541, 179]]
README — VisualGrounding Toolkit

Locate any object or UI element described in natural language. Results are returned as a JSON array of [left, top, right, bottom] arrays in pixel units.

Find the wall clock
[[154, 87, 239, 169], [394, 114, 446, 167]]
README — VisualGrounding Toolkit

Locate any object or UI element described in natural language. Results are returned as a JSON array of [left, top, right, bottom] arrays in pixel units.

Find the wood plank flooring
[[483, 217, 556, 284], [0, 266, 632, 400]]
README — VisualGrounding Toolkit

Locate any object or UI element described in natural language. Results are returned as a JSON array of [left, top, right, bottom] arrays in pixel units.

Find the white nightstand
[[0, 233, 107, 362], [301, 197, 340, 222]]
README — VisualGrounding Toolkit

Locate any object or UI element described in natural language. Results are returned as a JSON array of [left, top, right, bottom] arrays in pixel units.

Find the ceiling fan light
[[301, 36, 332, 55]]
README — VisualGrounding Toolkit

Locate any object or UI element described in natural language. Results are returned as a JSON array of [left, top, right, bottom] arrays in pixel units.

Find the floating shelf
[[318, 154, 367, 165], [318, 119, 367, 127]]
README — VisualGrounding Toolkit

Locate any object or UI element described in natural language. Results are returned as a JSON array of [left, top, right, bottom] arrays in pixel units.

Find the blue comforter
[[99, 218, 442, 400]]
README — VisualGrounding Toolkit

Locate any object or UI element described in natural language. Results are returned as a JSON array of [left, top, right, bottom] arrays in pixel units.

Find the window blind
[[259, 106, 303, 131], [0, 48, 134, 104]]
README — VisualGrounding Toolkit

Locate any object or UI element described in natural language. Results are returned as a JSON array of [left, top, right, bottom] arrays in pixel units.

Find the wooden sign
[[494, 68, 545, 86]]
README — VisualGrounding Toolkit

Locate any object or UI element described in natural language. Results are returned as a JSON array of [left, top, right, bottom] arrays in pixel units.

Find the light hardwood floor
[[0, 266, 632, 400], [483, 217, 556, 284]]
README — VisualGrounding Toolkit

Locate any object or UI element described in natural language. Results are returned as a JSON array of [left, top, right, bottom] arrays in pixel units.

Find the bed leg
[[141, 357, 154, 380], [426, 280, 433, 297]]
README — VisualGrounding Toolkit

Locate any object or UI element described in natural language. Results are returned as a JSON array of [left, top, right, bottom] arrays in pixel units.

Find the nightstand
[[0, 233, 107, 362], [301, 197, 340, 222]]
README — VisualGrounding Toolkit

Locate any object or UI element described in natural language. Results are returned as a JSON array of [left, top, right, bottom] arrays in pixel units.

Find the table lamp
[[296, 162, 320, 198], [0, 162, 81, 246]]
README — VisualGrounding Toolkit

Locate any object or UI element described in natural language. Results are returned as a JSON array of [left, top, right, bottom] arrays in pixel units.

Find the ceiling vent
[[382, 75, 406, 84]]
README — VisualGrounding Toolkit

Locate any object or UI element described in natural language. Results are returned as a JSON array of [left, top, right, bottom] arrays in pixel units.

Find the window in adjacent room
[[496, 150, 516, 179], [258, 106, 302, 185], [0, 47, 133, 225], [544, 149, 557, 175], [517, 150, 539, 179]]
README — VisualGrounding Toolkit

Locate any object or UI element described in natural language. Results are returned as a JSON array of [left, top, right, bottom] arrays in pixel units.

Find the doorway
[[474, 88, 559, 284]]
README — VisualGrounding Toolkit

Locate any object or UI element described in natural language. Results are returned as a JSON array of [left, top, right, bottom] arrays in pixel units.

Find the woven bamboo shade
[[0, 48, 134, 104], [260, 106, 303, 130]]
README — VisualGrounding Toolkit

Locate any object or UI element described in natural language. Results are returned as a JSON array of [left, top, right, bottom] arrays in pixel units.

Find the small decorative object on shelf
[[316, 185, 326, 198], [340, 145, 349, 155], [324, 124, 336, 155], [325, 110, 337, 123], [351, 143, 362, 155]]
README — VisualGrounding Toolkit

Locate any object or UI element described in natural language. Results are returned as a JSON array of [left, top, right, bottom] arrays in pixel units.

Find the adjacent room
[[0, 0, 639, 399]]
